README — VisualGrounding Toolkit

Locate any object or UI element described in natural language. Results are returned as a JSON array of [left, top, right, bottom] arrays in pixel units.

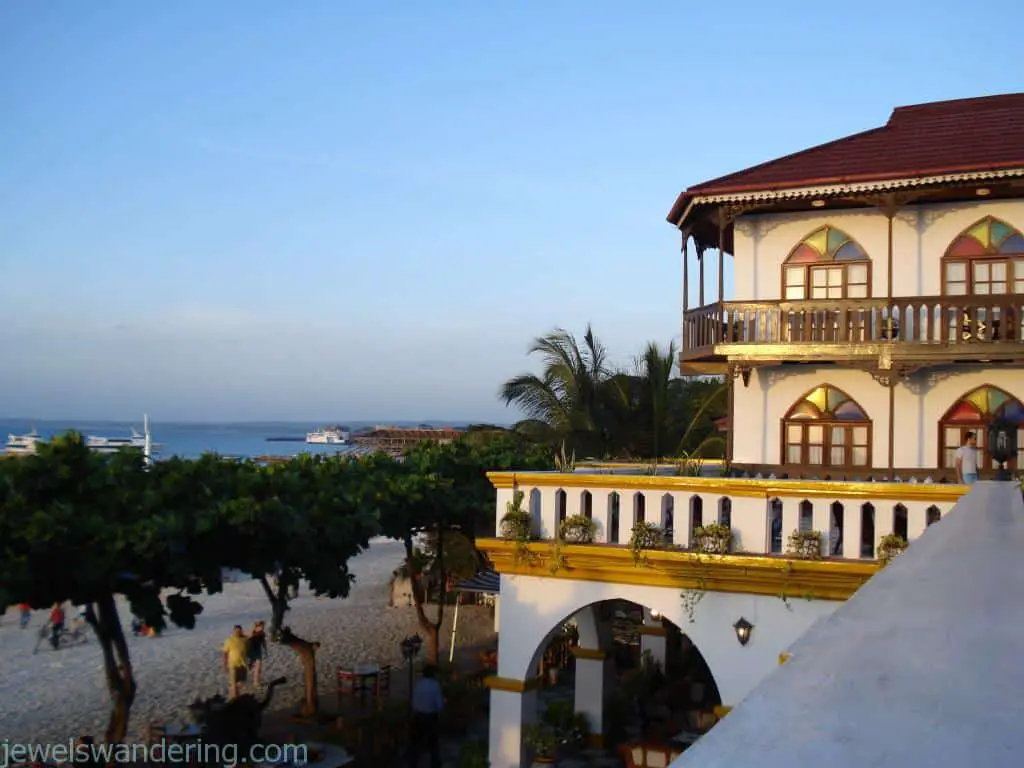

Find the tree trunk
[[280, 628, 320, 718], [257, 573, 290, 640], [404, 531, 446, 665], [84, 594, 137, 757]]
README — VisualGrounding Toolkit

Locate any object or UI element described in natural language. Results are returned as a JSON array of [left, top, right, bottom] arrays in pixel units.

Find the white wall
[[732, 364, 1024, 469], [732, 200, 1024, 301], [496, 574, 839, 706]]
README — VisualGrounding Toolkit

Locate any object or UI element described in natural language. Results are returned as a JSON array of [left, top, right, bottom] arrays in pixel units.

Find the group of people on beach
[[221, 621, 268, 698], [17, 601, 87, 649]]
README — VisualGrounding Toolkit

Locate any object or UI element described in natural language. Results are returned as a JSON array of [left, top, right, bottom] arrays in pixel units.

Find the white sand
[[0, 538, 496, 743]]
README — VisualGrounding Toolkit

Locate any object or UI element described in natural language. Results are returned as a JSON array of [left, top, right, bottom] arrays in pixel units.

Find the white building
[[481, 94, 1024, 768]]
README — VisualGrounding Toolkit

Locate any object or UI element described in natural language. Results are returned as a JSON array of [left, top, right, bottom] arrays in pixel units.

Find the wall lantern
[[733, 617, 754, 647], [811, 199, 826, 208], [988, 418, 1017, 481], [976, 187, 991, 196], [649, 609, 663, 621]]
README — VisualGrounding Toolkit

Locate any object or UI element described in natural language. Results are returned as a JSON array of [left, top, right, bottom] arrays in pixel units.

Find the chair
[[374, 664, 391, 701], [336, 668, 359, 707]]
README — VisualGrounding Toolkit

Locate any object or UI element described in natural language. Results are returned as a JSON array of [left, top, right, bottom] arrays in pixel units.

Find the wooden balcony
[[681, 295, 1024, 367]]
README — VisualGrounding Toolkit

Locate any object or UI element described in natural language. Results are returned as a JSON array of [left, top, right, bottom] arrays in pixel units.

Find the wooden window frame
[[942, 255, 1023, 296], [780, 260, 873, 302], [938, 421, 1023, 472], [781, 419, 872, 469]]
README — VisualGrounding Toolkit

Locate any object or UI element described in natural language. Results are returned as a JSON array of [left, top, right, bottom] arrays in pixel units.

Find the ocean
[[0, 418, 473, 460]]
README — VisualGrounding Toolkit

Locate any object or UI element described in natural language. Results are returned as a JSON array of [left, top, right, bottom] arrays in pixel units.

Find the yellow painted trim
[[569, 647, 608, 660], [487, 471, 968, 503], [778, 652, 792, 666], [483, 675, 541, 693], [477, 538, 880, 601], [638, 625, 668, 637], [713, 705, 733, 717]]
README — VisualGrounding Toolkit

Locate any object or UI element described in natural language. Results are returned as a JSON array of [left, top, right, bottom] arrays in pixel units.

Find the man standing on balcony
[[955, 432, 979, 485]]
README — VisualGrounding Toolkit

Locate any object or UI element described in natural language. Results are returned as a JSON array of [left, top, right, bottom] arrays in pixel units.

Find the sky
[[1, 1, 1021, 423]]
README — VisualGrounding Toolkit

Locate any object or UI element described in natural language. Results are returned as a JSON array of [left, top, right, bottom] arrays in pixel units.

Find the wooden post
[[888, 380, 896, 478], [699, 252, 705, 308], [726, 370, 735, 464], [718, 215, 726, 306]]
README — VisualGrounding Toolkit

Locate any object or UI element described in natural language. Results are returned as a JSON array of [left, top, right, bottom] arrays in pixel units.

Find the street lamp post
[[400, 634, 423, 715]]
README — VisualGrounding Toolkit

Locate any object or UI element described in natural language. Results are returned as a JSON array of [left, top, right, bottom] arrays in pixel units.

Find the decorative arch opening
[[718, 497, 731, 528], [798, 500, 813, 533], [529, 488, 542, 534], [942, 216, 1024, 296], [939, 385, 1024, 470], [555, 489, 568, 527], [926, 505, 942, 527], [893, 503, 909, 541], [783, 225, 871, 301], [860, 502, 876, 559], [783, 385, 872, 468], [768, 498, 783, 553], [580, 490, 593, 520], [523, 599, 724, 751], [634, 492, 647, 524], [661, 494, 675, 543], [689, 495, 704, 541], [609, 492, 621, 544], [830, 501, 844, 556]]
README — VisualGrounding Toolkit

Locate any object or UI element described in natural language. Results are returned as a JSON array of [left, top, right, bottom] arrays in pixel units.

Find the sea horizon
[[1, 417, 513, 460]]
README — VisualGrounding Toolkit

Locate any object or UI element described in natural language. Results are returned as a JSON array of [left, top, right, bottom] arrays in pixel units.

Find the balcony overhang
[[478, 538, 881, 601]]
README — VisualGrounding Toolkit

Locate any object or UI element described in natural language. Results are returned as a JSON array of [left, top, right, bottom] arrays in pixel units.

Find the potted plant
[[559, 514, 597, 543], [787, 529, 823, 559], [500, 490, 533, 540], [628, 521, 664, 565], [693, 523, 732, 554], [455, 738, 490, 768], [523, 722, 559, 765], [877, 533, 908, 564]]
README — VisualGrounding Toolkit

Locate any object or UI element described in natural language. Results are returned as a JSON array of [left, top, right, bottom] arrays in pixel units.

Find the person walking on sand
[[222, 625, 249, 699], [955, 431, 980, 485], [408, 663, 444, 768], [247, 620, 267, 688], [18, 603, 31, 629], [49, 602, 65, 649]]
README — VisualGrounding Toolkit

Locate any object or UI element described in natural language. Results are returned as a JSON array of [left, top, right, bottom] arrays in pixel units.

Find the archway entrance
[[525, 599, 723, 765]]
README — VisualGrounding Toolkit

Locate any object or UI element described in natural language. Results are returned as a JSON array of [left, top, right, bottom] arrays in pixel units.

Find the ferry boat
[[85, 428, 147, 453], [306, 426, 350, 444], [5, 428, 41, 455]]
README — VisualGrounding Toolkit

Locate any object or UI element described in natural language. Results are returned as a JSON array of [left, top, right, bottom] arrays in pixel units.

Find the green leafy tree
[[0, 435, 224, 747], [214, 454, 378, 719]]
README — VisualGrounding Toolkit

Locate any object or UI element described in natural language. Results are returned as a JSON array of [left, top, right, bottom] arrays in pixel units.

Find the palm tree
[[499, 325, 614, 457]]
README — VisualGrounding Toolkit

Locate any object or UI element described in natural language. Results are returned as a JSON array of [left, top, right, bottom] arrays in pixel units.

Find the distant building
[[352, 426, 463, 453]]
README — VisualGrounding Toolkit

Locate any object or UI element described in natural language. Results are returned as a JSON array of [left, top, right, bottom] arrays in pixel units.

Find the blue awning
[[454, 570, 500, 594]]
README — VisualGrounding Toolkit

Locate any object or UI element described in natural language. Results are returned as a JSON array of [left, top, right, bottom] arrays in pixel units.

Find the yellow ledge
[[487, 471, 968, 503], [483, 675, 541, 693], [477, 539, 881, 601]]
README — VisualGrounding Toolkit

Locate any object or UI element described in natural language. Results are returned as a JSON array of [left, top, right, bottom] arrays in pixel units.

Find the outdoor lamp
[[987, 418, 1017, 481], [733, 617, 753, 647], [649, 609, 662, 621]]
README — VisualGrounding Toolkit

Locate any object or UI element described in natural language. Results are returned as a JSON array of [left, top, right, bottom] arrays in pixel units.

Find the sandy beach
[[0, 538, 496, 743]]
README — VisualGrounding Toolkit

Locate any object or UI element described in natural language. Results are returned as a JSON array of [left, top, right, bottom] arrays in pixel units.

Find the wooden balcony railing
[[682, 295, 1024, 360]]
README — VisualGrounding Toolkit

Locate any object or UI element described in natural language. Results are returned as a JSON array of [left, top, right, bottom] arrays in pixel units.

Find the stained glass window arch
[[939, 385, 1024, 470], [783, 226, 871, 300], [942, 216, 1024, 295], [783, 385, 872, 468]]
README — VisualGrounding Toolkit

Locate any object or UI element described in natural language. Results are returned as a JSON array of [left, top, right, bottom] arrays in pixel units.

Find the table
[[253, 742, 354, 768]]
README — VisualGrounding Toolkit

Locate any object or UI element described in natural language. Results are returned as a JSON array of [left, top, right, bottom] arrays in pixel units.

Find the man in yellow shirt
[[222, 625, 249, 699]]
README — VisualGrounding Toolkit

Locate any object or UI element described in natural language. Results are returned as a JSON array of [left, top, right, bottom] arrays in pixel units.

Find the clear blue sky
[[1, 1, 1020, 422]]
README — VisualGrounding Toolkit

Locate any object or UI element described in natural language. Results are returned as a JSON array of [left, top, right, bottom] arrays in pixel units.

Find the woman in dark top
[[246, 620, 267, 687]]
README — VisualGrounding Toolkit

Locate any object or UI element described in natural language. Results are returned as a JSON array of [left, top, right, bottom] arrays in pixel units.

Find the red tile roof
[[667, 93, 1024, 223]]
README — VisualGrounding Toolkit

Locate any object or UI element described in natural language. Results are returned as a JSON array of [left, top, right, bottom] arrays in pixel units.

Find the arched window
[[939, 385, 1024, 470], [943, 216, 1024, 295], [783, 226, 871, 301], [783, 385, 871, 467]]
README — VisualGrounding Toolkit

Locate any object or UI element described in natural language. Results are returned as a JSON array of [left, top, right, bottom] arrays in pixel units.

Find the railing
[[490, 472, 967, 562], [682, 295, 1024, 356]]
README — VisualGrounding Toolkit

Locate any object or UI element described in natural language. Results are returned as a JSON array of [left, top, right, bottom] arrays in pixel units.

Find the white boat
[[86, 417, 160, 456], [5, 428, 40, 455], [306, 426, 350, 444]]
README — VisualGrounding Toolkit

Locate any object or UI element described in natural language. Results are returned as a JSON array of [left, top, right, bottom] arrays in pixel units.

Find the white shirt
[[955, 444, 978, 475]]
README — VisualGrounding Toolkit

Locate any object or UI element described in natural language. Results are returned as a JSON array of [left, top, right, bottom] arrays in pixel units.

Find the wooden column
[[726, 369, 735, 464], [888, 380, 896, 478], [718, 216, 726, 305], [682, 232, 689, 313], [699, 252, 705, 307]]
